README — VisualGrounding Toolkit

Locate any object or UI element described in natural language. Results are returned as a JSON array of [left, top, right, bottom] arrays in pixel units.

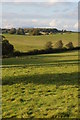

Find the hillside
[[3, 33, 78, 52]]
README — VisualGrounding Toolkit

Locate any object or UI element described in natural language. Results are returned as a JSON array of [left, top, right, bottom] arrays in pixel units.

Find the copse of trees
[[9, 28, 25, 35], [16, 28, 25, 35], [24, 28, 30, 33], [65, 42, 74, 49], [45, 40, 74, 51], [2, 35, 5, 39], [9, 28, 16, 34], [39, 28, 59, 33], [45, 41, 53, 50], [2, 39, 14, 56], [53, 40, 63, 49], [29, 29, 41, 36], [2, 29, 10, 34]]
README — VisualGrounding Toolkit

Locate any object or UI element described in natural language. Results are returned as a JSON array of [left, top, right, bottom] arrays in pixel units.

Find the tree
[[53, 40, 63, 49], [45, 41, 53, 50], [9, 28, 16, 34], [2, 40, 14, 55], [16, 28, 25, 35], [2, 35, 5, 39], [2, 29, 8, 34], [0, 35, 5, 41], [29, 29, 41, 36], [65, 42, 74, 49]]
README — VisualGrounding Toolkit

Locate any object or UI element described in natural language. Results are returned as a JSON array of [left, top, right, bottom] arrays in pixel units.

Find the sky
[[1, 0, 80, 2], [0, 0, 80, 31]]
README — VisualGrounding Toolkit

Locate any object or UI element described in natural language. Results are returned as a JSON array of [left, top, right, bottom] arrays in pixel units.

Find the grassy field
[[2, 51, 79, 118], [3, 33, 78, 52]]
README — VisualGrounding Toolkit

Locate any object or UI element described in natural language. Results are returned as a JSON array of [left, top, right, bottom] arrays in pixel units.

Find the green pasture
[[3, 33, 78, 52], [2, 51, 79, 118]]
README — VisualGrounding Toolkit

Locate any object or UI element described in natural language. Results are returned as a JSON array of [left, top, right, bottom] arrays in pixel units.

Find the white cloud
[[74, 22, 78, 29], [49, 0, 57, 1], [49, 0, 75, 2], [49, 19, 57, 27], [3, 24, 14, 29], [32, 19, 38, 23], [63, 25, 68, 29], [1, 1, 78, 31], [2, 20, 14, 28]]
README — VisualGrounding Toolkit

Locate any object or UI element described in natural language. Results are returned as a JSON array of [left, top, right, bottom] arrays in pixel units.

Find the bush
[[16, 28, 25, 35], [45, 41, 53, 50], [13, 51, 21, 56], [2, 40, 14, 55], [0, 35, 6, 41], [29, 29, 41, 36], [9, 28, 16, 34], [53, 40, 63, 49], [65, 42, 74, 49]]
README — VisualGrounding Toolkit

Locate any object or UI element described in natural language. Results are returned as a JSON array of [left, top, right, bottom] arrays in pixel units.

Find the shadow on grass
[[2, 59, 79, 68], [2, 72, 79, 86], [37, 54, 78, 58]]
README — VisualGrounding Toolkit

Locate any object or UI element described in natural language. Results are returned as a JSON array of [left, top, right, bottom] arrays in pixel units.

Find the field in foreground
[[3, 33, 78, 52], [2, 51, 79, 118]]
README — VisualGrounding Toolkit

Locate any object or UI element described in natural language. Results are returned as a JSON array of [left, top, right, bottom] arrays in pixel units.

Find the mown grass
[[2, 51, 79, 118], [3, 33, 78, 52]]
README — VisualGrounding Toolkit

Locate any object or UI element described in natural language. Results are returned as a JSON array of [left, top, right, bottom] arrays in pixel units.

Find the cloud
[[63, 25, 68, 29], [32, 19, 38, 23], [2, 2, 78, 31], [2, 22, 14, 28], [49, 20, 57, 27], [1, 0, 79, 2], [74, 22, 78, 29], [49, 0, 77, 2]]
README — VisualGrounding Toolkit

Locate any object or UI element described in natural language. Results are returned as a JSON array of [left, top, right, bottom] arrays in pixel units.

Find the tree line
[[1, 28, 72, 36]]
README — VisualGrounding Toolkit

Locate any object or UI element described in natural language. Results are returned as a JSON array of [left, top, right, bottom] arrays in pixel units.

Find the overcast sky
[[0, 0, 80, 31], [1, 0, 80, 2]]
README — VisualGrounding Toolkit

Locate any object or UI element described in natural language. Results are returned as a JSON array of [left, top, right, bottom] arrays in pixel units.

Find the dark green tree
[[53, 40, 63, 49], [29, 29, 41, 36], [65, 42, 74, 49], [9, 28, 16, 34], [45, 41, 53, 50], [16, 28, 25, 35], [2, 40, 14, 55]]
